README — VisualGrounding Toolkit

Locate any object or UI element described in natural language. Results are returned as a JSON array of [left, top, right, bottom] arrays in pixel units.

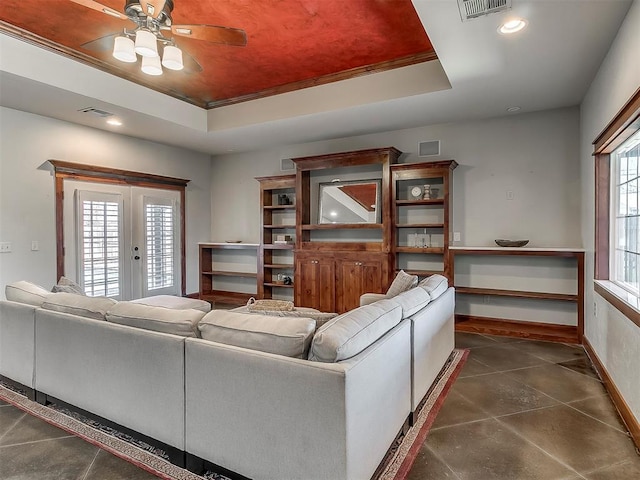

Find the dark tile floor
[[1, 333, 639, 479], [408, 333, 640, 480]]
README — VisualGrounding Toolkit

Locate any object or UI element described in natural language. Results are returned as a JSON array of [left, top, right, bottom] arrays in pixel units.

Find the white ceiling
[[0, 0, 632, 155]]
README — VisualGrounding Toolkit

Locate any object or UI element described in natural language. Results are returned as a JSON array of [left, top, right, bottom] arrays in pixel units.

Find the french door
[[63, 181, 181, 300]]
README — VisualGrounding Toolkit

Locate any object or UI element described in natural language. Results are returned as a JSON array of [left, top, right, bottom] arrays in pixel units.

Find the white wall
[[211, 107, 581, 247], [0, 107, 212, 296], [580, 0, 640, 423]]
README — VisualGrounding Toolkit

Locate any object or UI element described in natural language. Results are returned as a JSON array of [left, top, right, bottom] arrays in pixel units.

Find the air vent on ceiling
[[457, 0, 511, 21], [419, 140, 441, 157], [78, 107, 114, 118], [281, 158, 295, 171]]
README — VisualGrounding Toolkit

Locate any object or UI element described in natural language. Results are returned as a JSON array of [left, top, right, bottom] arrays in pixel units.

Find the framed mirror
[[318, 179, 382, 224]]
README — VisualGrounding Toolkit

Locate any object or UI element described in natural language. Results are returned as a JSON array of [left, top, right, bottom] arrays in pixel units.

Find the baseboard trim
[[455, 314, 579, 343], [583, 337, 640, 452]]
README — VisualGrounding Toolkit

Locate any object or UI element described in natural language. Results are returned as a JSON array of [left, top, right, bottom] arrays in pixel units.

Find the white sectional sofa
[[0, 275, 455, 480]]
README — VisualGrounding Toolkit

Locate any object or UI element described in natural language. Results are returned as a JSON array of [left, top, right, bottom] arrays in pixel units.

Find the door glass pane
[[145, 201, 175, 291], [78, 193, 122, 297]]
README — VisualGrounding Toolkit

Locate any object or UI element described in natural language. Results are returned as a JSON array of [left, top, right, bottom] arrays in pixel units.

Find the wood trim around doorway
[[49, 160, 190, 296]]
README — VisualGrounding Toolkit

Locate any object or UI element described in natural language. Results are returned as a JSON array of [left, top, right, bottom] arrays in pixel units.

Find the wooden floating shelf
[[301, 223, 383, 230], [395, 199, 444, 206], [264, 264, 294, 269], [455, 286, 577, 302], [395, 223, 444, 229], [395, 246, 444, 254], [205, 270, 257, 278], [263, 244, 294, 250], [399, 269, 444, 277], [263, 204, 295, 210]]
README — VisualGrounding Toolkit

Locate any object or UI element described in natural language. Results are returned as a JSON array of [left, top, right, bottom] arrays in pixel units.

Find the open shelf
[[455, 286, 577, 302], [264, 283, 294, 288], [395, 223, 444, 229], [263, 224, 296, 229], [263, 204, 296, 210], [206, 270, 257, 278], [301, 223, 383, 230], [395, 199, 444, 206], [264, 263, 294, 269], [395, 246, 444, 254]]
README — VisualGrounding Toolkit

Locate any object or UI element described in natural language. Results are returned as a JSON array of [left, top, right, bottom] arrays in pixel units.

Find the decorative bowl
[[495, 239, 529, 247]]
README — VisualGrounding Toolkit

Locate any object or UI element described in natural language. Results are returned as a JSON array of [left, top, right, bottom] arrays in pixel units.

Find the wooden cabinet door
[[294, 255, 335, 312], [335, 256, 386, 313]]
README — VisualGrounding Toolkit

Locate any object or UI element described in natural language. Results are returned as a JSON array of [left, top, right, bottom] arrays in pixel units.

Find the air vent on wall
[[281, 158, 295, 171], [419, 140, 441, 157], [78, 107, 114, 118], [457, 0, 511, 21]]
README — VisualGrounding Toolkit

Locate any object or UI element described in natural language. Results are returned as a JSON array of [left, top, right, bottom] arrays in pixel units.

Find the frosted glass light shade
[[113, 36, 136, 62], [134, 30, 158, 57], [141, 55, 163, 75], [162, 45, 184, 70]]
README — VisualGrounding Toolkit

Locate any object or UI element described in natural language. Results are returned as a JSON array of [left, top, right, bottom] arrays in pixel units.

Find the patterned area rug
[[0, 348, 467, 480]]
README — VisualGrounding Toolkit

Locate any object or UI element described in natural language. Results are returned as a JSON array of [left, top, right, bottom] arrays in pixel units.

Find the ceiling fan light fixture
[[162, 45, 184, 70], [134, 29, 159, 57], [141, 55, 163, 75], [113, 36, 136, 63]]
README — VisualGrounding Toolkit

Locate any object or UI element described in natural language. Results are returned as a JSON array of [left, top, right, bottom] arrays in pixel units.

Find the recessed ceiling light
[[506, 106, 521, 113], [498, 18, 527, 35], [106, 119, 122, 126]]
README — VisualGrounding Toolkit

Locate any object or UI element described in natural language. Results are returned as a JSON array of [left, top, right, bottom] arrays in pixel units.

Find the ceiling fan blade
[[80, 32, 120, 52], [180, 49, 203, 74], [69, 0, 130, 21], [171, 24, 247, 46], [140, 0, 166, 19]]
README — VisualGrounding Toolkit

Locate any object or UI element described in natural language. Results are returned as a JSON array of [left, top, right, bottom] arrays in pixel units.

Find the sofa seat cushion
[[394, 287, 431, 318], [106, 302, 204, 337], [131, 295, 211, 313], [230, 305, 338, 330], [5, 281, 51, 307], [42, 292, 117, 320], [198, 310, 316, 358], [418, 274, 449, 300], [309, 298, 403, 363], [386, 270, 419, 297]]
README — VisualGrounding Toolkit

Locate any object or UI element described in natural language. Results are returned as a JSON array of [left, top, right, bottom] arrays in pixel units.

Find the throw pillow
[[5, 280, 51, 307], [308, 298, 402, 363], [418, 274, 449, 300], [231, 305, 338, 330], [198, 310, 316, 358], [386, 270, 418, 297], [51, 276, 85, 295]]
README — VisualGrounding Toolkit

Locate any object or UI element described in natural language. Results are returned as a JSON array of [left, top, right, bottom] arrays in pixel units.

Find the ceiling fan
[[71, 0, 247, 75]]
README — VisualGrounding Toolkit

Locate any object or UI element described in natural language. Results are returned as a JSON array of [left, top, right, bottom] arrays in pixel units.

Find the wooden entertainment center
[[200, 146, 584, 341]]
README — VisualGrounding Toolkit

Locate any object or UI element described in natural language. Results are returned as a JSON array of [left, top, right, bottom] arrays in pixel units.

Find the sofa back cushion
[[5, 281, 51, 307], [393, 287, 431, 318], [42, 292, 117, 320], [309, 298, 403, 363], [130, 295, 211, 313], [418, 274, 449, 300], [198, 310, 316, 358], [106, 302, 204, 337]]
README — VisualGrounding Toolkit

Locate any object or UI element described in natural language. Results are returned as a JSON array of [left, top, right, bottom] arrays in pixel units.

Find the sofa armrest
[[185, 320, 411, 480], [359, 292, 388, 306], [0, 301, 36, 388]]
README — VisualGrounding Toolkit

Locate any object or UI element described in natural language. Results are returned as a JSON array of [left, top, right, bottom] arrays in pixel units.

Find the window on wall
[[594, 87, 640, 327], [611, 132, 640, 295]]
